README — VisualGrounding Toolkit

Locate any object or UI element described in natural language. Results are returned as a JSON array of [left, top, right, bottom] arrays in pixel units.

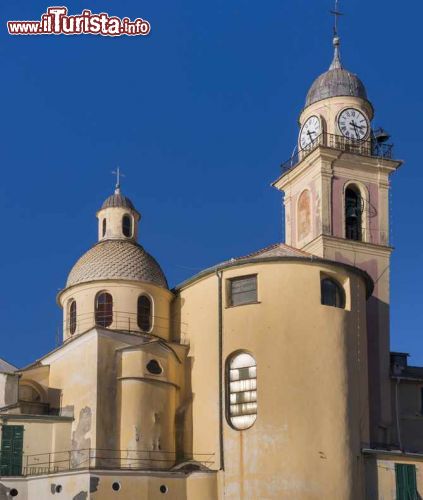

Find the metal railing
[[18, 448, 215, 477], [280, 132, 394, 176], [63, 310, 178, 339]]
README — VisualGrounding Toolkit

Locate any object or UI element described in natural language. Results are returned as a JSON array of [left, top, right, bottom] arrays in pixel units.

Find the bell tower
[[273, 24, 402, 445]]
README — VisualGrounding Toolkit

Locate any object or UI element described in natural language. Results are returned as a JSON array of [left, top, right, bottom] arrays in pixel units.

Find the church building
[[0, 19, 422, 500]]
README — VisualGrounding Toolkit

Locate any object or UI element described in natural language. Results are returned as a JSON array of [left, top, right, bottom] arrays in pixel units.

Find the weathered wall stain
[[0, 483, 10, 500], [73, 491, 88, 500], [71, 406, 92, 468], [90, 476, 100, 493]]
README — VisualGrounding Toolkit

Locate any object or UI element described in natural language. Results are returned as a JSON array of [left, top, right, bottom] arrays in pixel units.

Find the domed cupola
[[305, 35, 368, 109], [58, 177, 172, 342]]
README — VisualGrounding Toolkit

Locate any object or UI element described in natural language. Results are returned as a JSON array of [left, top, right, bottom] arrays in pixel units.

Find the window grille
[[227, 352, 257, 430]]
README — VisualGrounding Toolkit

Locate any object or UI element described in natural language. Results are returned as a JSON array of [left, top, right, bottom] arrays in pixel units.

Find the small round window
[[112, 482, 121, 491], [147, 359, 163, 375]]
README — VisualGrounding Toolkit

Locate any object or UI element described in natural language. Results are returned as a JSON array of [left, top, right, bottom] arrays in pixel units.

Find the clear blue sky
[[1, 0, 422, 367]]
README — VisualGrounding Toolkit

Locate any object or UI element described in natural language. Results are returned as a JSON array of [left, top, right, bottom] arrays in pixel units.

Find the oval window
[[227, 352, 257, 430], [122, 215, 132, 237], [146, 359, 163, 375], [95, 292, 113, 327], [137, 295, 152, 332]]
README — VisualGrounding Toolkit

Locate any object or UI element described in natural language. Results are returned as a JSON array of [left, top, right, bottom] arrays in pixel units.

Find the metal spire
[[112, 167, 125, 194], [329, 0, 343, 70]]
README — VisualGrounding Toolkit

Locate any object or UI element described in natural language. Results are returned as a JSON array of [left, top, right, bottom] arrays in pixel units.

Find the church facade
[[0, 29, 422, 500]]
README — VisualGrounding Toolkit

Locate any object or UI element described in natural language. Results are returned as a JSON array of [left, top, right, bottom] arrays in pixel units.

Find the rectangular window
[[228, 275, 257, 307], [0, 425, 24, 476], [395, 463, 418, 500]]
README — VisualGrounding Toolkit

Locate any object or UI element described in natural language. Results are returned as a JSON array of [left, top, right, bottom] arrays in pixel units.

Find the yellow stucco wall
[[177, 258, 370, 499]]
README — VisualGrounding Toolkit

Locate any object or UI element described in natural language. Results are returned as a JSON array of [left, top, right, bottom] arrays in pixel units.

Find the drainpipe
[[216, 269, 225, 470], [395, 377, 402, 451]]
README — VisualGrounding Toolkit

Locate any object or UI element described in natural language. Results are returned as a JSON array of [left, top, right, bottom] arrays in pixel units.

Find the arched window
[[138, 295, 152, 332], [122, 215, 132, 237], [345, 186, 362, 241], [102, 218, 107, 237], [227, 352, 257, 430], [321, 278, 345, 309], [69, 300, 77, 335], [95, 292, 113, 327]]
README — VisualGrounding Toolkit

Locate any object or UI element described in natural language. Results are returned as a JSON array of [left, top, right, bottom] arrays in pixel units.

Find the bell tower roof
[[305, 2, 368, 109], [305, 36, 368, 108]]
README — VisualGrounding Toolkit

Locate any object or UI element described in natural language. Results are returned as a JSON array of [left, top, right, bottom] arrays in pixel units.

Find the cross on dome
[[112, 167, 125, 194]]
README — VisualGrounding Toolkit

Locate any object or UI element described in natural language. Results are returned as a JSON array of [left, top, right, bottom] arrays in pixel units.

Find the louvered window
[[395, 464, 417, 500], [228, 275, 257, 307], [227, 352, 257, 430]]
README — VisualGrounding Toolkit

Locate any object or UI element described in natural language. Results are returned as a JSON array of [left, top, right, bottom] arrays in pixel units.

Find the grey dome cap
[[101, 188, 136, 212], [66, 239, 168, 289], [305, 36, 368, 108]]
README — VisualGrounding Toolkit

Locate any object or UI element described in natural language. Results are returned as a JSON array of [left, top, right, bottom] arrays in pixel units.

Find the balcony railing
[[62, 310, 179, 339], [280, 132, 394, 176], [0, 448, 215, 477]]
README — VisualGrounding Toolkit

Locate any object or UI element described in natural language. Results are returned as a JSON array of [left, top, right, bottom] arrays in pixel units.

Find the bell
[[346, 205, 358, 219]]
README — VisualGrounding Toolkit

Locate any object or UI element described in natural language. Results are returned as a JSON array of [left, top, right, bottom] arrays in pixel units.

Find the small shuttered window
[[228, 275, 257, 307], [395, 464, 417, 500], [227, 352, 257, 430]]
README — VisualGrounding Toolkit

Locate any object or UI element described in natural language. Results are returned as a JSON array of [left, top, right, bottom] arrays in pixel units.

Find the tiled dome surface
[[66, 239, 168, 289]]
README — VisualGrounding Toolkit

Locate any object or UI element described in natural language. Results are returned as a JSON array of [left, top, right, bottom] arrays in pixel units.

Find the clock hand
[[349, 121, 360, 139], [350, 121, 365, 130]]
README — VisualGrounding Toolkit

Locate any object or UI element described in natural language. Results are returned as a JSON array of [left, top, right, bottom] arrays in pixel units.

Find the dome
[[101, 189, 136, 212], [66, 239, 168, 289], [306, 68, 367, 108], [305, 36, 368, 108]]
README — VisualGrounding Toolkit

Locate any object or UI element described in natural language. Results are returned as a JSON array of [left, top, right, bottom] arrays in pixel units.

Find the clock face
[[338, 108, 369, 140], [300, 115, 321, 149]]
